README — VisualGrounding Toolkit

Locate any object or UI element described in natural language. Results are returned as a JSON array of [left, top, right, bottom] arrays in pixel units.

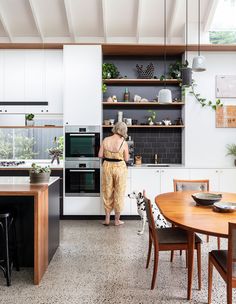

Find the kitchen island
[[0, 176, 60, 284]]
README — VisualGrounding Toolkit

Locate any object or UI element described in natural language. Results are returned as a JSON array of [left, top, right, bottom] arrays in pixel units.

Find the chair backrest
[[228, 222, 236, 278], [144, 198, 159, 248], [173, 179, 209, 192]]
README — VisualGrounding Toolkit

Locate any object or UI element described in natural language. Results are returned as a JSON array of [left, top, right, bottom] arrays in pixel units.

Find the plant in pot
[[25, 113, 35, 126], [29, 163, 51, 183], [226, 144, 236, 166], [48, 136, 63, 164], [147, 110, 156, 125]]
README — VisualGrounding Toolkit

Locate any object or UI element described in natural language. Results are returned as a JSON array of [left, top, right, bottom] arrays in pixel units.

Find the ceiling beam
[[136, 0, 143, 43], [102, 0, 108, 43], [203, 0, 219, 32], [167, 0, 182, 43], [28, 0, 44, 42], [63, 0, 76, 42], [0, 4, 13, 42]]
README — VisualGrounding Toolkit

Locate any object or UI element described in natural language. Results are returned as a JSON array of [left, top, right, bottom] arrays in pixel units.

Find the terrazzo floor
[[0, 220, 235, 304]]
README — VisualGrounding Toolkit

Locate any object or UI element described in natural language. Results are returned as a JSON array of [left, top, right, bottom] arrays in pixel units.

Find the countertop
[[0, 176, 59, 194], [0, 160, 63, 170]]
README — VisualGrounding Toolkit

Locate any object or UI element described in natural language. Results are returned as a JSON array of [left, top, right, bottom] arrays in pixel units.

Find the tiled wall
[[103, 128, 182, 164]]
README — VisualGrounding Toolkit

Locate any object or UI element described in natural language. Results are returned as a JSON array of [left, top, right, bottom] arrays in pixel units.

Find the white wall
[[184, 52, 236, 167]]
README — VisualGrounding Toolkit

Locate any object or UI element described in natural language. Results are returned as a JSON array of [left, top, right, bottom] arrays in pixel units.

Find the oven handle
[[69, 169, 95, 172], [69, 134, 95, 137]]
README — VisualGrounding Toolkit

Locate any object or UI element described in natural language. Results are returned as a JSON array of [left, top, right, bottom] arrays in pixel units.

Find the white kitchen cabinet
[[63, 45, 102, 125], [218, 169, 236, 193], [122, 170, 132, 215], [160, 168, 190, 193], [64, 197, 101, 215], [0, 51, 3, 101], [189, 169, 220, 191]]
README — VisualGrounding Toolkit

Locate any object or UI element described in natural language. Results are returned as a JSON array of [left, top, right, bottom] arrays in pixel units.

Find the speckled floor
[[0, 220, 235, 304]]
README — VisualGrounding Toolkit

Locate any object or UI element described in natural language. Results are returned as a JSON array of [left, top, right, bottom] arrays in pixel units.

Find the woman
[[98, 122, 129, 226]]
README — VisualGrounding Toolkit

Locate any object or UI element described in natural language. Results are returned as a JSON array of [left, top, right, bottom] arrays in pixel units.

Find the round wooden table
[[155, 191, 236, 300]]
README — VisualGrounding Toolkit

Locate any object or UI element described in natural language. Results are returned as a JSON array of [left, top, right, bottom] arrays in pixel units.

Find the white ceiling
[[0, 0, 218, 44]]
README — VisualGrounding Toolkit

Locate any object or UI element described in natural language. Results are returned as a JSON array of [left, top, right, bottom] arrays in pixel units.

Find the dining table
[[155, 191, 236, 300]]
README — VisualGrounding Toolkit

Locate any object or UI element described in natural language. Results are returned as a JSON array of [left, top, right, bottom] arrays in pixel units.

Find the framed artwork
[[216, 75, 236, 98], [216, 105, 236, 128]]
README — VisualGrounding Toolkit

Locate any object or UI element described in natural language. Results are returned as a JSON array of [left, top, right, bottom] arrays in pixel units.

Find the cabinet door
[[45, 51, 63, 114], [4, 50, 25, 102], [219, 169, 236, 193], [189, 169, 220, 191], [63, 45, 102, 125], [0, 51, 3, 101], [160, 169, 190, 193], [63, 197, 101, 215], [122, 175, 132, 215]]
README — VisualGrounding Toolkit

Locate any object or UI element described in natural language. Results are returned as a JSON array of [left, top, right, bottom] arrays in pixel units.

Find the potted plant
[[25, 113, 35, 126], [48, 136, 63, 164], [147, 110, 156, 125], [29, 163, 51, 183], [226, 144, 236, 166]]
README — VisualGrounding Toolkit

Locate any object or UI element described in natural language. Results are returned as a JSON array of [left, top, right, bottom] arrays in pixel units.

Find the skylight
[[210, 0, 236, 31]]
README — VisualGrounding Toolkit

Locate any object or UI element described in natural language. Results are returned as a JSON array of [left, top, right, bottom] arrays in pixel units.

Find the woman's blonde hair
[[112, 122, 128, 139]]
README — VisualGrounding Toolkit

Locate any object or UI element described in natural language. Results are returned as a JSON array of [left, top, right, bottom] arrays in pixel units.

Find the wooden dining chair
[[144, 197, 202, 290], [173, 179, 221, 251], [208, 222, 236, 304]]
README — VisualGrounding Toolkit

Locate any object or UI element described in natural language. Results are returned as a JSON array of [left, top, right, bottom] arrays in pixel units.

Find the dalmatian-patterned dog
[[128, 190, 168, 235]]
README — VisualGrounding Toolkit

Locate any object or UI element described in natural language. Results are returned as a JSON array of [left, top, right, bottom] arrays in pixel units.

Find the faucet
[[154, 154, 159, 164]]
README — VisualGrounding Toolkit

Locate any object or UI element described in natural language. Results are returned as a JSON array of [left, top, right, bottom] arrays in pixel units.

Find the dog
[[128, 190, 168, 235]]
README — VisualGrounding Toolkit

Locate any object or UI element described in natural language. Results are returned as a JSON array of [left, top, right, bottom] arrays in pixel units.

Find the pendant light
[[158, 0, 172, 104], [181, 0, 192, 86], [192, 0, 206, 72]]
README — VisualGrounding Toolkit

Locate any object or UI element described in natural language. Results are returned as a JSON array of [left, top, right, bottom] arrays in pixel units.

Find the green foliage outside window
[[209, 31, 236, 44]]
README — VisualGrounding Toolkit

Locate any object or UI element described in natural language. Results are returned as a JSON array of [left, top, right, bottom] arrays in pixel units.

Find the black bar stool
[[0, 212, 20, 286]]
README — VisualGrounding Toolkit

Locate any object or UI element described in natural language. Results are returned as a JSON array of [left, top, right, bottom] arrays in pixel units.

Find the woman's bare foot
[[102, 221, 110, 226], [115, 220, 124, 226]]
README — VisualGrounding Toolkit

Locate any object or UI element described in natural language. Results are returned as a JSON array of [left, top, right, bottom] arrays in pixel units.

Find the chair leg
[[12, 219, 20, 271], [180, 250, 182, 256], [151, 249, 159, 290], [170, 250, 174, 262], [197, 243, 201, 290], [206, 235, 209, 243], [146, 232, 152, 269], [208, 255, 213, 304], [217, 237, 221, 250], [4, 217, 11, 287], [185, 250, 188, 268], [226, 281, 232, 304]]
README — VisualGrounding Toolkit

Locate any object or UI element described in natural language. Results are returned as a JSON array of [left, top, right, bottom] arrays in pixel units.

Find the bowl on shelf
[[213, 202, 236, 213], [191, 193, 222, 206]]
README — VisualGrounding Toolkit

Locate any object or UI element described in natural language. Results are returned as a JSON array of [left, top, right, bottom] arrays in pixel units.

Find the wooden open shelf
[[103, 125, 184, 128], [102, 101, 184, 106], [103, 79, 180, 85], [0, 126, 63, 128]]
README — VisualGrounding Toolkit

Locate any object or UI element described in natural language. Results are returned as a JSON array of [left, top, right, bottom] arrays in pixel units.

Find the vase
[[29, 171, 50, 183], [26, 120, 35, 126]]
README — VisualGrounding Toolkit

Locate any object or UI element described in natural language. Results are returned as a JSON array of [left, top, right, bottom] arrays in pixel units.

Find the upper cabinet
[[63, 45, 102, 126], [0, 50, 63, 114]]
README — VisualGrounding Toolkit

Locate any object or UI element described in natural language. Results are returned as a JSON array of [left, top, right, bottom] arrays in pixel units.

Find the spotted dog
[[128, 190, 168, 235]]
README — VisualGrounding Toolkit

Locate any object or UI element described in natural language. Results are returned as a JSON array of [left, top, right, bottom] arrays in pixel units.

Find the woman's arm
[[123, 142, 130, 162], [98, 142, 104, 158]]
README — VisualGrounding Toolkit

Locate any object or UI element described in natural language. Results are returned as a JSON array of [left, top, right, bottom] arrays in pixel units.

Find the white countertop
[[0, 159, 63, 169], [0, 176, 59, 186]]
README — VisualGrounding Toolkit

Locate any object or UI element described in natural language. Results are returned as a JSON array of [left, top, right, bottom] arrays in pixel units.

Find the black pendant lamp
[[192, 0, 206, 72], [181, 0, 192, 86]]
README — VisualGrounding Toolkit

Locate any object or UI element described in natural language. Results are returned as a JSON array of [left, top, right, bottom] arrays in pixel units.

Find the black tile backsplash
[[103, 128, 182, 164]]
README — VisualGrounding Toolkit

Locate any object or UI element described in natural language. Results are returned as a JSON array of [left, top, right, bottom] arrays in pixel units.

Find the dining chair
[[144, 197, 202, 290], [208, 222, 236, 304], [173, 179, 221, 251]]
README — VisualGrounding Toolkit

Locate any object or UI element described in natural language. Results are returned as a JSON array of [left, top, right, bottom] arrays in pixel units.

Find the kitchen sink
[[146, 164, 170, 167]]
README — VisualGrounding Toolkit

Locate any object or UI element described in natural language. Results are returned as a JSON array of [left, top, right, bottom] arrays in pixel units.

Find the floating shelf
[[102, 101, 184, 106], [0, 126, 63, 129], [103, 79, 180, 85], [102, 125, 184, 128]]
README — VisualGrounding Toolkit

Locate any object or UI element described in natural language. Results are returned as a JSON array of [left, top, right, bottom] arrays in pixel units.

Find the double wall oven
[[65, 126, 101, 197]]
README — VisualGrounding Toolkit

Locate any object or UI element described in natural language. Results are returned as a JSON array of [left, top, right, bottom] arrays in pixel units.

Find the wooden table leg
[[187, 231, 195, 300]]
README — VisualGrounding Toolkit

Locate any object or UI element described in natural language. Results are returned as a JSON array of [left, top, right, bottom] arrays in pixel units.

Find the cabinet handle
[[4, 110, 7, 112], [46, 110, 48, 112], [41, 110, 43, 112], [161, 170, 164, 173], [156, 170, 159, 173], [216, 170, 218, 173]]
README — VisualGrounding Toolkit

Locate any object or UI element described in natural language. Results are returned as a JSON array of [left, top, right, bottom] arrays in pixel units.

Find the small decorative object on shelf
[[136, 63, 154, 79], [134, 94, 142, 102], [141, 98, 148, 103], [226, 143, 236, 166], [106, 96, 113, 103], [147, 110, 156, 125], [124, 88, 130, 102], [175, 117, 183, 125], [112, 95, 118, 102], [48, 136, 63, 164], [162, 118, 172, 126], [29, 163, 51, 183], [117, 111, 123, 122], [25, 113, 35, 126]]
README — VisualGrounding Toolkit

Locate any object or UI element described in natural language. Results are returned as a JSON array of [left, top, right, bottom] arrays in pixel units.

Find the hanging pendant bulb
[[192, 0, 206, 72], [181, 67, 192, 86], [159, 0, 172, 104]]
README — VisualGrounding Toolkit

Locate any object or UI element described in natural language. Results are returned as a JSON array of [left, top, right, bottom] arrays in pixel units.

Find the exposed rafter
[[167, 0, 181, 43], [102, 0, 107, 43], [63, 0, 76, 42], [136, 0, 143, 43], [28, 0, 44, 42], [0, 4, 13, 42], [203, 0, 219, 32]]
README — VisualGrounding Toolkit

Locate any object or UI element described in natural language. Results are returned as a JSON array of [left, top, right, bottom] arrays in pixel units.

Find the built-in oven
[[65, 161, 100, 197], [65, 126, 100, 160]]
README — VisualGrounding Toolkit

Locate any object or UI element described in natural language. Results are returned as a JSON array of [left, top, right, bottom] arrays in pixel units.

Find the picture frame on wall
[[216, 75, 236, 98]]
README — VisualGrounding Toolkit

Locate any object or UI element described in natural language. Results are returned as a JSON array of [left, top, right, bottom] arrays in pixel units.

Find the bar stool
[[0, 212, 19, 286]]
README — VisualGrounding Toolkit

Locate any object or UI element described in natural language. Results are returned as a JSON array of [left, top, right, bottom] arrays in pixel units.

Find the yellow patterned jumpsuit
[[102, 140, 128, 214]]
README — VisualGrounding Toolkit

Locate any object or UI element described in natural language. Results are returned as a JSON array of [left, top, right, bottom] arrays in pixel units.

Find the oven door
[[65, 168, 100, 197], [65, 132, 100, 159]]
